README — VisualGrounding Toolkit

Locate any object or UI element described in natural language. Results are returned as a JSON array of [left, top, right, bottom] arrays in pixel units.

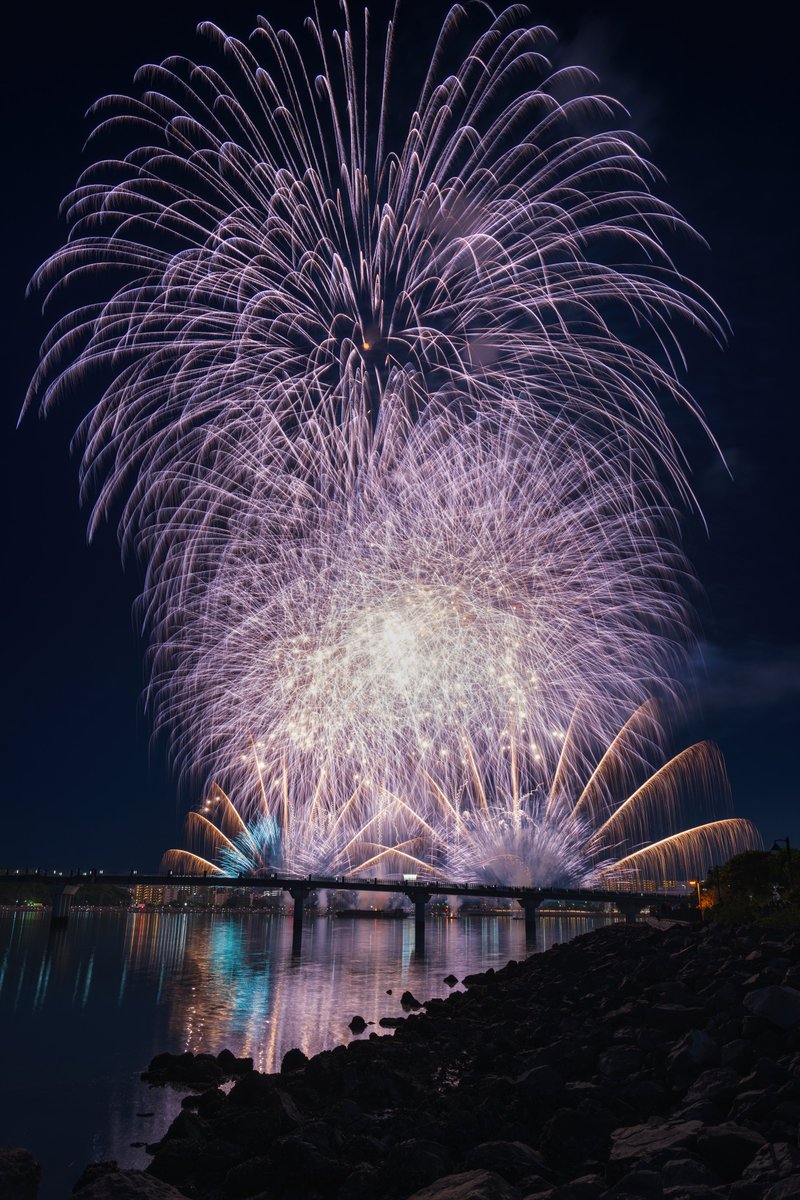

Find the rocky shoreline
[[6, 918, 800, 1200]]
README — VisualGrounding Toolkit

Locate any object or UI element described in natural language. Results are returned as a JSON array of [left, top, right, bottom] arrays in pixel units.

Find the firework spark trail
[[164, 702, 760, 886], [27, 4, 749, 879]]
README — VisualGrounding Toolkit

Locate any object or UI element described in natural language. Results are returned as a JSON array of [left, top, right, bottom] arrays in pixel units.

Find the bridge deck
[[6, 870, 689, 907]]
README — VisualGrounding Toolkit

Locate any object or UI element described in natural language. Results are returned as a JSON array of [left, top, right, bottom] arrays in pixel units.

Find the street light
[[772, 837, 794, 888]]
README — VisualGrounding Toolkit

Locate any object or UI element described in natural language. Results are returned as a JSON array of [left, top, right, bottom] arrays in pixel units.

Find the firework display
[[164, 703, 758, 887], [29, 5, 758, 883]]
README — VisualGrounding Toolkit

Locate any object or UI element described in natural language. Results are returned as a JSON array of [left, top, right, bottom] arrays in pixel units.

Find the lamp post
[[688, 879, 703, 919], [772, 837, 794, 889]]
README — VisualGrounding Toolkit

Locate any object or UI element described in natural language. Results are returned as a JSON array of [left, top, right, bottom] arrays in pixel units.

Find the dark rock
[[676, 1102, 724, 1126], [661, 1157, 720, 1187], [73, 1168, 188, 1198], [515, 1173, 552, 1196], [609, 1120, 704, 1168], [444, 975, 459, 987], [226, 1072, 275, 1108], [406, 1170, 521, 1200], [597, 1044, 642, 1078], [143, 1051, 224, 1089], [195, 1089, 228, 1118], [694, 1123, 766, 1181], [550, 1174, 604, 1199], [402, 990, 423, 1010], [222, 1156, 271, 1199], [159, 1110, 206, 1145], [742, 1056, 791, 1089], [0, 1148, 41, 1200], [663, 1188, 721, 1199], [765, 1179, 800, 1199], [211, 1103, 295, 1155], [380, 1138, 454, 1194], [605, 1168, 664, 1196], [216, 1048, 253, 1075], [682, 1067, 740, 1110], [540, 1108, 613, 1167], [463, 974, 489, 988], [379, 1016, 405, 1027], [514, 1064, 565, 1103], [729, 1184, 767, 1200], [327, 1098, 362, 1128], [743, 987, 800, 1031], [645, 1005, 708, 1034], [280, 1047, 309, 1073], [721, 1039, 752, 1071], [743, 1142, 800, 1182], [197, 1137, 255, 1178], [342, 1131, 385, 1165], [729, 1087, 775, 1123], [268, 1134, 347, 1189], [226, 1071, 305, 1128], [349, 1015, 368, 1033], [147, 1138, 199, 1185], [666, 1030, 719, 1088], [464, 1141, 546, 1182], [339, 1164, 380, 1200], [617, 1078, 668, 1117], [73, 1163, 118, 1193]]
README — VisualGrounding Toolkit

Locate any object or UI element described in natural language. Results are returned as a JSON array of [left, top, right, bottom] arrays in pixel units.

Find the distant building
[[132, 884, 166, 905]]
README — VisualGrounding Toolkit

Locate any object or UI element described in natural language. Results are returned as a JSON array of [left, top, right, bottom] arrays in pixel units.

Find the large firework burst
[[28, 4, 748, 878], [158, 417, 692, 806]]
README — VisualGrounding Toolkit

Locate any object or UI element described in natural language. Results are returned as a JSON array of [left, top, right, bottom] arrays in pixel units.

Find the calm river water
[[0, 908, 615, 1198]]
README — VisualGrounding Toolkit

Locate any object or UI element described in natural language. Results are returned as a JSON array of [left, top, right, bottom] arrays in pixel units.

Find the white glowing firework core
[[365, 605, 423, 692]]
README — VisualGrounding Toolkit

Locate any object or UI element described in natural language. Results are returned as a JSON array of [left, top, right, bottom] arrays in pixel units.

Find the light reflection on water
[[0, 908, 615, 1198]]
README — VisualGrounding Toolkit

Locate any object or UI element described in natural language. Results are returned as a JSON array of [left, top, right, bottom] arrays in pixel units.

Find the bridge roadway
[[6, 869, 693, 952]]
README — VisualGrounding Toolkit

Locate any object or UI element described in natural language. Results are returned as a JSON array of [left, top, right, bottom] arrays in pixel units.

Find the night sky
[[3, 1, 797, 869]]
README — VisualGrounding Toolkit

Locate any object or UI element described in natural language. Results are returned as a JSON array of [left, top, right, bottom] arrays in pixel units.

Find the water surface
[[0, 908, 614, 1198]]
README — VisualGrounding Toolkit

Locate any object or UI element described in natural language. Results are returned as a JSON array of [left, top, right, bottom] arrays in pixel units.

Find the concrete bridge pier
[[287, 886, 310, 954], [519, 897, 539, 943], [617, 899, 642, 925], [50, 884, 80, 928], [404, 890, 431, 954]]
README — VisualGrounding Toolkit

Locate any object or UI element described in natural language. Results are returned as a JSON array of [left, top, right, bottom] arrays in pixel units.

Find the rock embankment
[[72, 921, 800, 1199]]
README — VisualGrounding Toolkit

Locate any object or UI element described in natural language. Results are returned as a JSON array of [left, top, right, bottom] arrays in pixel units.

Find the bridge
[[5, 868, 695, 953]]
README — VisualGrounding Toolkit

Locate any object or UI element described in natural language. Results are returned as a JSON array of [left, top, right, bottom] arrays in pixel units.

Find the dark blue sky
[[3, 0, 798, 869]]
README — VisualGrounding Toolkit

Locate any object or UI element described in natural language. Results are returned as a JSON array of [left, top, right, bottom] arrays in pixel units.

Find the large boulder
[[540, 1107, 613, 1168], [72, 1166, 188, 1198], [682, 1067, 740, 1110], [0, 1148, 40, 1200], [695, 1123, 766, 1181], [379, 1139, 454, 1195], [597, 1045, 643, 1079], [143, 1052, 223, 1089], [744, 1143, 800, 1183], [609, 1120, 704, 1168], [280, 1047, 309, 1073], [661, 1156, 720, 1187], [743, 987, 800, 1031]]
